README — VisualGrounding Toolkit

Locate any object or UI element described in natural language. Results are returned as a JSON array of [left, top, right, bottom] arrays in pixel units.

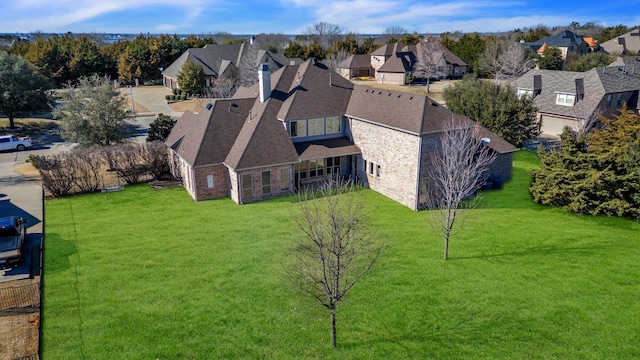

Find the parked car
[[0, 216, 27, 267], [0, 135, 32, 151]]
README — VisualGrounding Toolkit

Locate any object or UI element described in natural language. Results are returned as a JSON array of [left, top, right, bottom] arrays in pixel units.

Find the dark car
[[0, 216, 27, 267]]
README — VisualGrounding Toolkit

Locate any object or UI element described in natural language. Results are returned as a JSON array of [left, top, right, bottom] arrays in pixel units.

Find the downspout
[[414, 135, 423, 211]]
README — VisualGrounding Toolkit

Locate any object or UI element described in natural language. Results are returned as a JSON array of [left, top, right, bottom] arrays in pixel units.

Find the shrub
[[165, 95, 171, 100], [180, 94, 187, 101], [172, 88, 179, 95]]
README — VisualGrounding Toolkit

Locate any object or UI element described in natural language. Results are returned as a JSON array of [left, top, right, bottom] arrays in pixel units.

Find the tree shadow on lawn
[[339, 308, 526, 353], [44, 233, 77, 274]]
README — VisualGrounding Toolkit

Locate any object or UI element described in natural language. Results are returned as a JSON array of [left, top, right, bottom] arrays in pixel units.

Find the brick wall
[[376, 72, 405, 85], [350, 118, 421, 209], [489, 152, 514, 182], [192, 164, 229, 201], [230, 164, 294, 204]]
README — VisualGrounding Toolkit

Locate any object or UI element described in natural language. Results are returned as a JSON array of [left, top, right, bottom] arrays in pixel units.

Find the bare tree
[[425, 118, 497, 260], [141, 141, 170, 180], [290, 179, 381, 349], [69, 147, 103, 193], [212, 73, 238, 99], [381, 26, 406, 43], [32, 154, 76, 197], [324, 49, 350, 72], [481, 40, 535, 81], [414, 36, 446, 93], [306, 22, 345, 49]]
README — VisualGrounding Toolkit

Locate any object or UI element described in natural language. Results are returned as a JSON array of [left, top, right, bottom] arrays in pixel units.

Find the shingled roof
[[162, 43, 245, 79], [600, 28, 640, 55], [337, 54, 372, 69], [511, 65, 640, 119], [522, 30, 587, 51], [346, 86, 516, 153], [165, 98, 254, 167]]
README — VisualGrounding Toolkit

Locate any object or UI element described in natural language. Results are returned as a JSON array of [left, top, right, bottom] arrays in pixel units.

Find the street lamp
[[129, 85, 135, 115]]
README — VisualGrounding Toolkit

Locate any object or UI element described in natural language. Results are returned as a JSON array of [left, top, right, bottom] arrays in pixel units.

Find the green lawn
[[43, 151, 640, 359]]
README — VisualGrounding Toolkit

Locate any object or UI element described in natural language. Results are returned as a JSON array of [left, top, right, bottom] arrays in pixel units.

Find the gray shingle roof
[[600, 28, 640, 55], [511, 65, 640, 119], [522, 30, 587, 49], [337, 54, 372, 69]]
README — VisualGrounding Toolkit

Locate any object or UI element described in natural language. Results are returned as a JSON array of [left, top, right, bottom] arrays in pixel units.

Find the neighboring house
[[162, 43, 301, 91], [166, 60, 517, 210], [600, 28, 640, 55], [512, 64, 640, 135], [336, 54, 374, 79], [521, 30, 590, 59], [345, 42, 467, 84], [610, 55, 640, 68]]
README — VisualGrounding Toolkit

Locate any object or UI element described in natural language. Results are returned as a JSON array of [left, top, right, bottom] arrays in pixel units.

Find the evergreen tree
[[443, 74, 538, 146], [538, 47, 563, 70], [177, 60, 205, 94]]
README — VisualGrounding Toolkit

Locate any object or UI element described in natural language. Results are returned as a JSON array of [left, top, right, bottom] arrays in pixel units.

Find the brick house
[[166, 60, 517, 210], [339, 42, 467, 84], [512, 63, 640, 135], [162, 43, 301, 91]]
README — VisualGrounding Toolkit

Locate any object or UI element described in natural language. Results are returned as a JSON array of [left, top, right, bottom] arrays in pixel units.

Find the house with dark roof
[[521, 30, 590, 60], [511, 64, 640, 135], [336, 54, 374, 79], [600, 28, 640, 55], [161, 43, 301, 91], [166, 60, 516, 210], [337, 41, 467, 84]]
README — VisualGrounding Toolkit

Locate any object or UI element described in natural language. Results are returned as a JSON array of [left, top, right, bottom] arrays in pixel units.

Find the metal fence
[[0, 283, 40, 312]]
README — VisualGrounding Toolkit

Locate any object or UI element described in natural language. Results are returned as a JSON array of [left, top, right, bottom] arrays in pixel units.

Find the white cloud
[[0, 0, 210, 32]]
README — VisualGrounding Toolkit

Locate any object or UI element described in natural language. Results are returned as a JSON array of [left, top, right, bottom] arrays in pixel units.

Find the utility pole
[[129, 85, 135, 115]]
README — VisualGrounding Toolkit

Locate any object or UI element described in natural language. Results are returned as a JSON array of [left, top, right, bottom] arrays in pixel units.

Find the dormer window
[[517, 89, 533, 98], [290, 120, 307, 137], [556, 93, 575, 106]]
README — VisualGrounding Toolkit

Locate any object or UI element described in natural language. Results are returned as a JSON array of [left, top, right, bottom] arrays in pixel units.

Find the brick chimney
[[258, 64, 271, 103]]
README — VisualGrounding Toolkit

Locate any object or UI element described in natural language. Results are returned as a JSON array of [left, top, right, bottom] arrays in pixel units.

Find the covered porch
[[293, 137, 361, 190]]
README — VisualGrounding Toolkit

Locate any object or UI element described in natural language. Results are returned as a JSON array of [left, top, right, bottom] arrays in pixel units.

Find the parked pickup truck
[[0, 135, 32, 151], [0, 217, 27, 267]]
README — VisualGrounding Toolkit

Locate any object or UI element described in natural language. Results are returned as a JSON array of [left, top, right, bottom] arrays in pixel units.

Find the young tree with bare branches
[[413, 36, 446, 93], [425, 118, 497, 260], [480, 40, 535, 80], [290, 180, 381, 349]]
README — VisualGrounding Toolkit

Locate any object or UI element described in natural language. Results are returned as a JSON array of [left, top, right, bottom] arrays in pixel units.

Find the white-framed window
[[369, 162, 374, 175], [376, 164, 381, 178], [617, 93, 623, 106], [280, 168, 290, 191], [207, 175, 214, 188], [517, 89, 533, 98], [326, 116, 341, 134], [308, 118, 325, 136], [242, 174, 252, 198], [261, 171, 271, 195], [326, 157, 340, 175], [556, 93, 575, 106], [290, 120, 307, 137], [607, 94, 613, 107]]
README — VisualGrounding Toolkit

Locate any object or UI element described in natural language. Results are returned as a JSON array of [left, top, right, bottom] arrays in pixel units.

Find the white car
[[0, 135, 32, 151]]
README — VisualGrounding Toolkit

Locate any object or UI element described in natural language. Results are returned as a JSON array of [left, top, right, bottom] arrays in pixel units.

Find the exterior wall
[[349, 118, 421, 210], [540, 114, 580, 135], [337, 68, 351, 80], [488, 152, 514, 182], [232, 164, 294, 204], [192, 164, 229, 201], [371, 55, 386, 71], [376, 72, 406, 85]]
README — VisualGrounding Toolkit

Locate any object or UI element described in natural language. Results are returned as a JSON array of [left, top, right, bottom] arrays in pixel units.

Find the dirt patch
[[168, 98, 212, 113], [0, 118, 60, 139], [0, 313, 39, 360]]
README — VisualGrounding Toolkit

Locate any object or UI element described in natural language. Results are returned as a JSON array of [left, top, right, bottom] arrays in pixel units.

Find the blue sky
[[0, 0, 638, 35]]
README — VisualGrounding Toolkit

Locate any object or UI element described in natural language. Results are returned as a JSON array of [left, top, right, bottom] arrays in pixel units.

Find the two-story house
[[600, 28, 640, 55], [337, 41, 467, 84], [521, 30, 590, 60], [512, 63, 640, 135], [166, 60, 516, 210]]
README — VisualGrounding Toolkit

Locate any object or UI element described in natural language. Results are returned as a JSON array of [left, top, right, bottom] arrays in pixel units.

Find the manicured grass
[[43, 151, 640, 359]]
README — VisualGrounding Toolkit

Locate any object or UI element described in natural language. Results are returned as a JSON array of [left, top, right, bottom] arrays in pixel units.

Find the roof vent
[[481, 137, 491, 145]]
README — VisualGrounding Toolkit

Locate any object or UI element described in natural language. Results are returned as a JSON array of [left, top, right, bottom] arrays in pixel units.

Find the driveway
[[0, 158, 42, 283], [129, 85, 182, 118]]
